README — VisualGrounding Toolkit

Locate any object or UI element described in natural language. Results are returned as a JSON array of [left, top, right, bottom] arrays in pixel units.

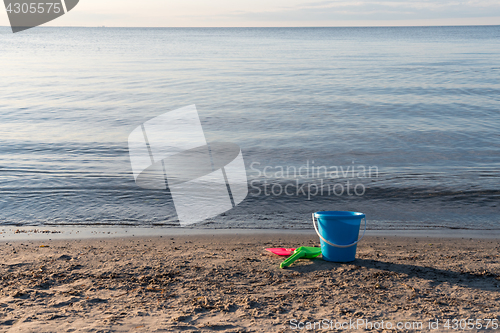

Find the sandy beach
[[1, 232, 499, 332]]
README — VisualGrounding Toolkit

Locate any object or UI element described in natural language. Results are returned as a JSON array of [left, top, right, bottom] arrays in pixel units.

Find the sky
[[1, 0, 500, 27]]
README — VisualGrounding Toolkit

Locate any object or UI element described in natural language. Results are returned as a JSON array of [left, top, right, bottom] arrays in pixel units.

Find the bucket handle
[[312, 213, 367, 248]]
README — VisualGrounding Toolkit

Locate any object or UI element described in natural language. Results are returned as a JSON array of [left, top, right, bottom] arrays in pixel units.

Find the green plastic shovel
[[279, 246, 322, 269]]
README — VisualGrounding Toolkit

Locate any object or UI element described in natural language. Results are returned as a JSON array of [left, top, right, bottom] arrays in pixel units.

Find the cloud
[[227, 0, 500, 22], [1, 0, 499, 27]]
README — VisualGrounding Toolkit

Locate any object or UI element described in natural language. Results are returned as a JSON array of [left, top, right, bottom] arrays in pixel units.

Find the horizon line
[[2, 24, 499, 29]]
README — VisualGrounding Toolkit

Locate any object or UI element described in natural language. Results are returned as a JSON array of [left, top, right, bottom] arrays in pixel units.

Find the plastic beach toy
[[279, 246, 322, 269], [312, 211, 366, 262], [265, 248, 296, 256]]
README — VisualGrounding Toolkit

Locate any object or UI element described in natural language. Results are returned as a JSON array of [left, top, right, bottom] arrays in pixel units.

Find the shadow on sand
[[288, 258, 500, 293]]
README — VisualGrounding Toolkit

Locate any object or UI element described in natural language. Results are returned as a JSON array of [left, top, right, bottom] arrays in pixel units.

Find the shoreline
[[2, 226, 500, 241], [0, 233, 499, 332]]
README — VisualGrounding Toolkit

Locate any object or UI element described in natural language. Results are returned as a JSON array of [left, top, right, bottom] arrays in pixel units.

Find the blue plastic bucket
[[313, 211, 366, 262]]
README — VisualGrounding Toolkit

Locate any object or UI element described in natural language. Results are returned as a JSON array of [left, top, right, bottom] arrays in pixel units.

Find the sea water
[[0, 26, 499, 229]]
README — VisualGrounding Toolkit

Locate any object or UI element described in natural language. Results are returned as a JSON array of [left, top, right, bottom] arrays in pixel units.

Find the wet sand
[[0, 232, 499, 332]]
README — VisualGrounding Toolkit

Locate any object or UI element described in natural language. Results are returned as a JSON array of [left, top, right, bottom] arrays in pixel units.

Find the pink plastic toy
[[265, 248, 296, 256]]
